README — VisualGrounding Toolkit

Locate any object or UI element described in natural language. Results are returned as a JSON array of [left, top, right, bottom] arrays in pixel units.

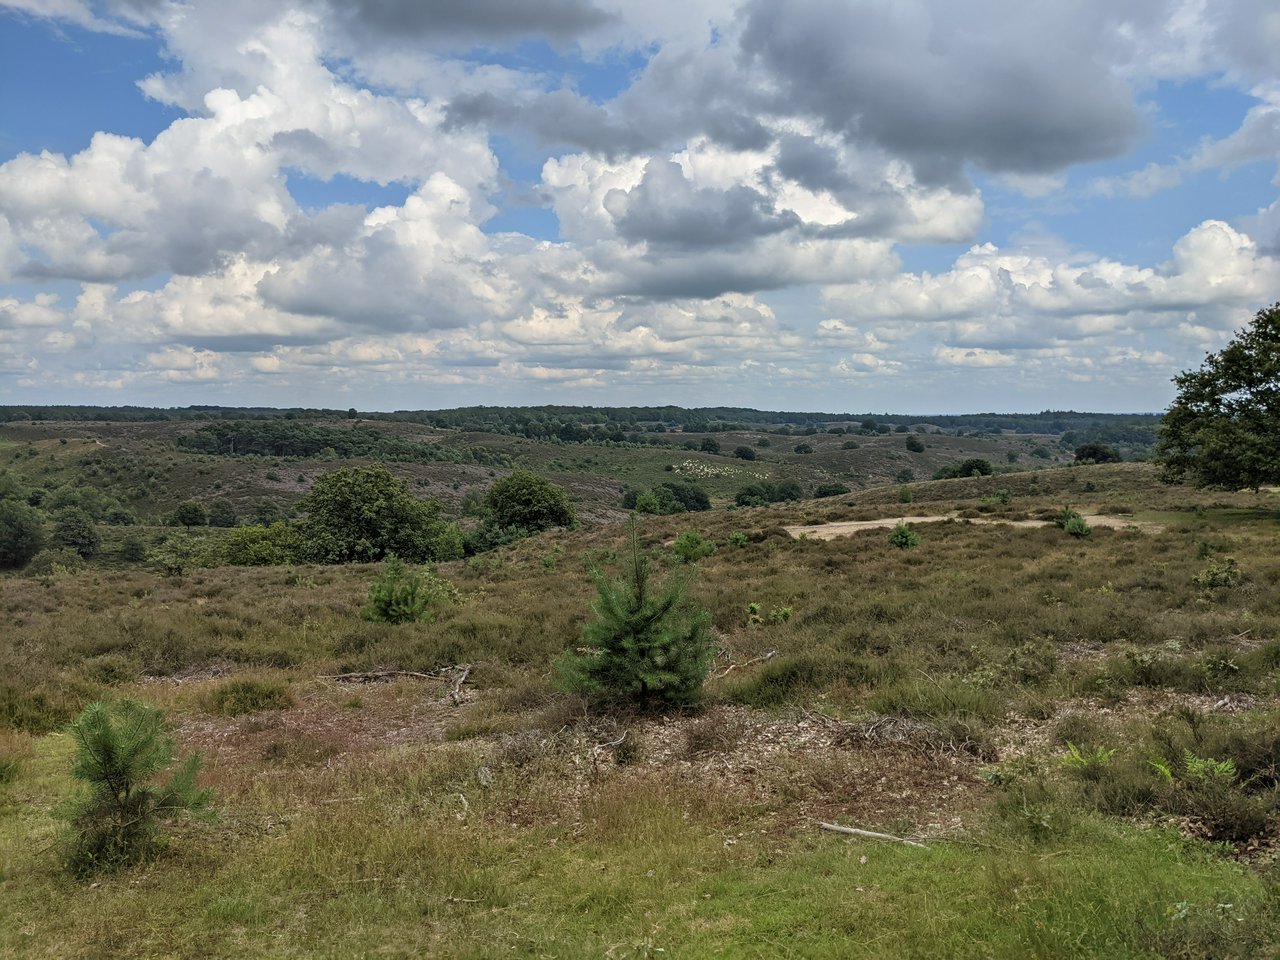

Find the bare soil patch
[[173, 678, 458, 796], [786, 512, 1162, 539]]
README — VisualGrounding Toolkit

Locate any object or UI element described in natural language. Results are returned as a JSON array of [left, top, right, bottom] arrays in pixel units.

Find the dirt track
[[785, 513, 1162, 540]]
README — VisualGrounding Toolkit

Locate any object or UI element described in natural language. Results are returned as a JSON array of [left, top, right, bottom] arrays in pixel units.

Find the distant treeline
[[0, 405, 356, 423], [176, 421, 510, 466], [0, 403, 1161, 449], [378, 405, 1162, 441]]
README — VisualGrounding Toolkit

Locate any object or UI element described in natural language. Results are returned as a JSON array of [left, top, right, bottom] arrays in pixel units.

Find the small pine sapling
[[361, 555, 458, 623], [557, 521, 712, 709], [888, 521, 920, 549], [672, 530, 716, 564], [62, 699, 212, 877]]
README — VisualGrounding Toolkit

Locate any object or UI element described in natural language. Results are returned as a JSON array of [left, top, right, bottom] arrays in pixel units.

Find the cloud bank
[[0, 0, 1277, 410]]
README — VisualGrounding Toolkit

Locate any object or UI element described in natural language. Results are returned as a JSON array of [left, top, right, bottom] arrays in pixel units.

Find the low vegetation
[[0, 400, 1278, 957]]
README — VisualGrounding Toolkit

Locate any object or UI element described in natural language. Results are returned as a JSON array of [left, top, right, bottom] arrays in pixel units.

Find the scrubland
[[2, 449, 1278, 958]]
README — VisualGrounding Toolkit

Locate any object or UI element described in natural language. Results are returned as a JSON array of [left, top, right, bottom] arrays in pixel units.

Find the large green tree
[[0, 500, 44, 569], [52, 506, 101, 558], [1157, 303, 1280, 490], [483, 470, 575, 533], [297, 465, 462, 563]]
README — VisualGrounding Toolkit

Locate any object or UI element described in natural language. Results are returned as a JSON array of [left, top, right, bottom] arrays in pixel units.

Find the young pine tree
[[557, 521, 713, 709], [62, 699, 213, 877], [361, 555, 430, 624]]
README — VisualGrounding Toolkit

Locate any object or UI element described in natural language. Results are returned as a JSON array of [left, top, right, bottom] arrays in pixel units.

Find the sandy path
[[785, 512, 1161, 540]]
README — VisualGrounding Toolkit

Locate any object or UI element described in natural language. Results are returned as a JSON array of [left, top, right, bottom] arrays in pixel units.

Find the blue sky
[[1, 0, 1277, 413]]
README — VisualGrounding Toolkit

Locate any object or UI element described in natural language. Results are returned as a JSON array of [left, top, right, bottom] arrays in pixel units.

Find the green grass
[[1, 739, 1273, 959]]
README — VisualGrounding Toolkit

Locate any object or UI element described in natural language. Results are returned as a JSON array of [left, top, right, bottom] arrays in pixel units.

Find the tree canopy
[[297, 465, 462, 563], [0, 500, 44, 569], [1074, 443, 1121, 464], [483, 471, 575, 533], [1157, 303, 1280, 490]]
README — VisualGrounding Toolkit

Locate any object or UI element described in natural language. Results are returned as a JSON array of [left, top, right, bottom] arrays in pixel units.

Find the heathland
[[0, 406, 1276, 959]]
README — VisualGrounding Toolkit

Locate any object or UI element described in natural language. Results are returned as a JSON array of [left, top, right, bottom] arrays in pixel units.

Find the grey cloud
[[738, 0, 1146, 181], [446, 89, 654, 157], [444, 40, 764, 157], [170, 332, 337, 352], [773, 136, 849, 196], [604, 159, 801, 250], [1204, 0, 1280, 84], [280, 204, 368, 252], [256, 229, 491, 332], [602, 259, 803, 301], [326, 0, 613, 43]]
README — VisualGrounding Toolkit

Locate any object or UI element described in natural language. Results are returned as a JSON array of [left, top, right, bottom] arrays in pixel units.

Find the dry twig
[[818, 822, 929, 849], [713, 649, 778, 679]]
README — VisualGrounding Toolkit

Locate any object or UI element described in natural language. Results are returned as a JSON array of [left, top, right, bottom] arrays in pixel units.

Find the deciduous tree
[[1157, 303, 1280, 490], [483, 470, 575, 533], [298, 465, 462, 563]]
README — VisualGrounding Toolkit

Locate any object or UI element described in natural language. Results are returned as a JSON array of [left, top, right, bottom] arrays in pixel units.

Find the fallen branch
[[818, 822, 929, 849], [322, 670, 441, 683], [595, 730, 627, 751], [447, 664, 472, 705], [713, 649, 778, 680]]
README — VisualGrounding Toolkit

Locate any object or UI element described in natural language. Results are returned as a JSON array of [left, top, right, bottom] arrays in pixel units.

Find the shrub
[[103, 507, 137, 525], [212, 522, 304, 566], [727, 531, 748, 547], [149, 536, 199, 577], [813, 483, 850, 498], [624, 481, 710, 515], [1060, 742, 1116, 782], [888, 521, 920, 549], [672, 530, 716, 564], [1074, 443, 1122, 463], [25, 547, 85, 577], [905, 436, 925, 453], [0, 500, 44, 569], [1193, 557, 1242, 590], [483, 470, 575, 533], [1064, 515, 1092, 538], [171, 501, 207, 527], [556, 521, 712, 709], [361, 556, 443, 624], [683, 711, 748, 757], [119, 534, 148, 563], [934, 458, 994, 480], [253, 500, 283, 525], [1054, 505, 1083, 528], [205, 679, 295, 716], [793, 443, 814, 454], [61, 699, 212, 877], [52, 507, 100, 558], [728, 654, 835, 708], [898, 485, 913, 503], [206, 500, 238, 527], [733, 446, 756, 461], [734, 480, 804, 507], [841, 440, 860, 450]]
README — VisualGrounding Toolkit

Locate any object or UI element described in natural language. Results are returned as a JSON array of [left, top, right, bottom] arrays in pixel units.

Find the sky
[[0, 1, 1277, 414]]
